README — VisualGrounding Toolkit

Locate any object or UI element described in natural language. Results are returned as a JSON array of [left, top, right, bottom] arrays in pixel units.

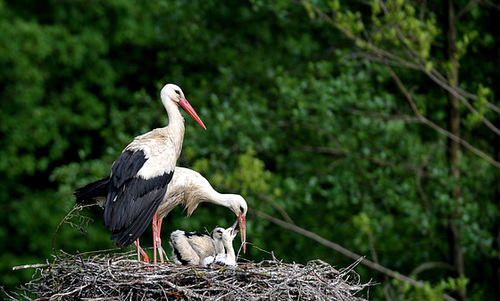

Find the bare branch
[[307, 2, 500, 121], [254, 192, 296, 225], [12, 263, 51, 271], [411, 261, 455, 276], [298, 145, 425, 175], [424, 68, 500, 135], [52, 204, 98, 257], [253, 210, 458, 301], [383, 62, 500, 169], [456, 0, 482, 20]]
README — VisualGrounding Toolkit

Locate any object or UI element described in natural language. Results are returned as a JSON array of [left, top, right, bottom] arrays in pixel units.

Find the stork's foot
[[139, 247, 150, 264], [154, 233, 169, 264], [157, 244, 169, 264], [134, 239, 150, 264]]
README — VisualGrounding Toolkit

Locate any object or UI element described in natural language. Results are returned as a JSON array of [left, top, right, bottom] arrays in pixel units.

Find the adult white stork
[[169, 221, 238, 267], [74, 166, 247, 264], [74, 83, 205, 260], [153, 167, 247, 264]]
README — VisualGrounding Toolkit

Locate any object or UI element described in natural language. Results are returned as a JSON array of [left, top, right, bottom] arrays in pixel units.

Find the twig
[[52, 203, 97, 257], [12, 263, 50, 271], [383, 61, 500, 169], [411, 261, 455, 276], [306, 1, 500, 135], [49, 284, 90, 300]]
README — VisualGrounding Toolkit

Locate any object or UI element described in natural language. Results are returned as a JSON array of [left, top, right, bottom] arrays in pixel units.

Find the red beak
[[178, 98, 206, 130], [238, 215, 246, 253]]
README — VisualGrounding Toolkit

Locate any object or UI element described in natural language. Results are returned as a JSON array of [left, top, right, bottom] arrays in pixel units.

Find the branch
[[52, 204, 98, 257], [456, 0, 482, 20], [12, 263, 51, 271], [252, 209, 458, 301], [254, 192, 296, 224], [424, 67, 500, 135], [383, 62, 500, 169], [307, 2, 500, 120], [298, 145, 425, 175], [411, 261, 455, 276]]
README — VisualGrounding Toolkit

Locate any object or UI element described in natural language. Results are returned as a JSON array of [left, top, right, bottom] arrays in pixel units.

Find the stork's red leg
[[152, 213, 168, 264], [152, 212, 158, 264], [156, 217, 167, 263], [134, 238, 149, 263]]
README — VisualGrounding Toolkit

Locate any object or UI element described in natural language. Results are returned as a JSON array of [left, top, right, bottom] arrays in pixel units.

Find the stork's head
[[213, 222, 238, 243], [161, 83, 206, 130], [213, 221, 238, 243], [228, 194, 247, 253]]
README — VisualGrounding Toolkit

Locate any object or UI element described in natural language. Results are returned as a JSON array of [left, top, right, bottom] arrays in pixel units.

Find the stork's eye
[[174, 90, 181, 96], [240, 206, 245, 213]]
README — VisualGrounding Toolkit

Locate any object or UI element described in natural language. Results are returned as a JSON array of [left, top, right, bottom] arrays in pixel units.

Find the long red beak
[[178, 98, 206, 130], [238, 215, 246, 253]]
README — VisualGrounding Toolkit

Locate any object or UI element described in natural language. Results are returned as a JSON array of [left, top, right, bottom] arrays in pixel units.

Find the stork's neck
[[224, 237, 236, 262], [205, 193, 238, 214], [214, 238, 225, 254], [185, 190, 237, 218], [163, 98, 186, 146]]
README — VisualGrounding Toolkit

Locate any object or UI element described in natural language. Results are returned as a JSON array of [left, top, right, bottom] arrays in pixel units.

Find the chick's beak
[[230, 219, 239, 235]]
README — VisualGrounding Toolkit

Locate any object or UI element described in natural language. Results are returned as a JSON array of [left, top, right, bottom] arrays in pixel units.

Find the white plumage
[[152, 167, 247, 264], [212, 225, 238, 267]]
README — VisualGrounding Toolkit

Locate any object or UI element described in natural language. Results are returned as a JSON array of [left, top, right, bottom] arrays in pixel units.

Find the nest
[[7, 250, 373, 301]]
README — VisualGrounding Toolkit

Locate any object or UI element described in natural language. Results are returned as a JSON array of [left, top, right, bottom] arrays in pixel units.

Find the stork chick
[[169, 230, 216, 266], [212, 223, 238, 267], [169, 221, 239, 267]]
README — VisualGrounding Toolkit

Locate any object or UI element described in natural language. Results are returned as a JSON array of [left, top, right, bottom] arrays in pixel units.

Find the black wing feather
[[109, 173, 172, 247], [103, 149, 173, 248], [110, 150, 148, 189]]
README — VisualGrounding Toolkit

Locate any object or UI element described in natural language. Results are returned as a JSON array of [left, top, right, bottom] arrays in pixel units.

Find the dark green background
[[1, 1, 499, 299]]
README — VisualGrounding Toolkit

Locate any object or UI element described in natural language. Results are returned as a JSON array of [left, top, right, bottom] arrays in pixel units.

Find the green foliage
[[394, 276, 469, 301], [1, 1, 500, 300], [466, 84, 491, 127], [329, 0, 440, 63], [193, 147, 271, 195]]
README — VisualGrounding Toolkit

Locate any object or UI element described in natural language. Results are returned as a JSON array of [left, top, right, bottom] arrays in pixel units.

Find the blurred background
[[1, 0, 500, 300]]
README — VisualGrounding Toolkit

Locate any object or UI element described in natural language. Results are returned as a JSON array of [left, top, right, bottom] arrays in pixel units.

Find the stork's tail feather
[[74, 177, 110, 205]]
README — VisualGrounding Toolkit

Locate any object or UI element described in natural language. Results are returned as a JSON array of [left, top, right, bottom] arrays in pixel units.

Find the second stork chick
[[212, 224, 238, 267]]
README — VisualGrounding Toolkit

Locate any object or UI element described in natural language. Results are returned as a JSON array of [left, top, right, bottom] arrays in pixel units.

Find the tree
[[289, 0, 500, 299], [2, 0, 499, 299]]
